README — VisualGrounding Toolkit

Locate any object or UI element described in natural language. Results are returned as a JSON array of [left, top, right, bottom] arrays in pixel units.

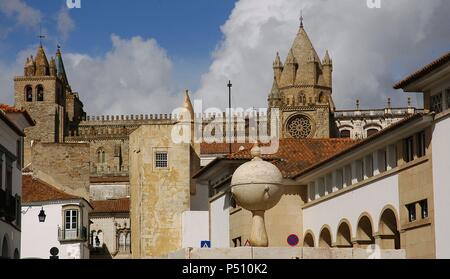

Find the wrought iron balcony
[[58, 226, 88, 242]]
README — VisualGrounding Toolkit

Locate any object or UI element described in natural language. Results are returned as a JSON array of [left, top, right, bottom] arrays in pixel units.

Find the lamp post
[[38, 207, 46, 223]]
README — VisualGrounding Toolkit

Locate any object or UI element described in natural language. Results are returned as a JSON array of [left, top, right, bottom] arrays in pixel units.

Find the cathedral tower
[[14, 44, 83, 165], [268, 18, 335, 139]]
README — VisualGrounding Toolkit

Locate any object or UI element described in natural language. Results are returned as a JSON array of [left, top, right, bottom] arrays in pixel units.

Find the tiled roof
[[195, 138, 358, 179], [291, 113, 427, 179], [200, 142, 254, 155], [394, 51, 450, 89], [91, 198, 130, 214], [22, 175, 81, 203], [228, 138, 358, 178], [0, 104, 35, 126]]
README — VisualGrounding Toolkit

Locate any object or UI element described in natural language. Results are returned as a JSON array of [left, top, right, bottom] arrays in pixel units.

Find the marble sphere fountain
[[230, 145, 283, 247]]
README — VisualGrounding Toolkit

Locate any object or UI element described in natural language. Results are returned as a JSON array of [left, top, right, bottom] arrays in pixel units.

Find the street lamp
[[38, 207, 46, 223]]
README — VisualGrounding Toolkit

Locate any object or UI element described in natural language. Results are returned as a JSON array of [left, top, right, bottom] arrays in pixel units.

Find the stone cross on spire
[[300, 10, 304, 28], [38, 24, 46, 46]]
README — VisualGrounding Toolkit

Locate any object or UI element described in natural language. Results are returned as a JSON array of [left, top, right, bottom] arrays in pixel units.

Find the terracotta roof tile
[[394, 51, 450, 89], [22, 175, 81, 203], [0, 104, 35, 126], [291, 113, 427, 178], [195, 138, 358, 179], [200, 142, 254, 155], [91, 198, 130, 214]]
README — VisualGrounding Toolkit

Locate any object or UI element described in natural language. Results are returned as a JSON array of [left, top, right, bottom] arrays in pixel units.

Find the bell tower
[[268, 17, 335, 139], [14, 44, 67, 165]]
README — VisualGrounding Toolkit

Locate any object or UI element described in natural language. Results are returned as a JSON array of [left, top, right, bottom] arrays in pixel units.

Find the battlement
[[80, 111, 270, 124]]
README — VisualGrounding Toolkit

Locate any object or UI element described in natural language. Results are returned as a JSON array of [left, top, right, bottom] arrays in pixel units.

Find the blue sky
[[0, 0, 237, 92], [1, 0, 449, 115]]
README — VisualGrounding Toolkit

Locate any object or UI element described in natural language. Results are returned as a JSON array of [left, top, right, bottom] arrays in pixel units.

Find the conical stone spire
[[35, 45, 49, 76]]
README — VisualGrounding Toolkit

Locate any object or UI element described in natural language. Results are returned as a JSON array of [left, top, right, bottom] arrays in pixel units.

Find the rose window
[[287, 115, 312, 139]]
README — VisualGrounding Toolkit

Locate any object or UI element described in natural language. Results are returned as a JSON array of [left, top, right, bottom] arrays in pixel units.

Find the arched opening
[[91, 230, 97, 246], [2, 235, 9, 259], [25, 86, 33, 102], [367, 128, 379, 137], [340, 130, 351, 138], [97, 230, 104, 247], [303, 232, 315, 247], [336, 221, 353, 247], [97, 148, 106, 164], [119, 232, 126, 252], [125, 233, 131, 253], [13, 249, 19, 259], [356, 215, 375, 248], [378, 208, 400, 250], [319, 227, 332, 248], [36, 85, 44, 102]]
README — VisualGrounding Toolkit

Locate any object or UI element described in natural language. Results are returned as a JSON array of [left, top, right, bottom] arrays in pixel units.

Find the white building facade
[[0, 105, 34, 259], [21, 175, 92, 259]]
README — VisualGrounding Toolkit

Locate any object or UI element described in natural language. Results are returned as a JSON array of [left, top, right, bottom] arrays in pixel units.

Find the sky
[[0, 0, 449, 115]]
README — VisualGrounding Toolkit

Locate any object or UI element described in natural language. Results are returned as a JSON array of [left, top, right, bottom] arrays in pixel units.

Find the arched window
[[340, 130, 351, 138], [25, 86, 33, 102], [97, 148, 106, 164], [36, 85, 44, 102], [367, 129, 379, 137]]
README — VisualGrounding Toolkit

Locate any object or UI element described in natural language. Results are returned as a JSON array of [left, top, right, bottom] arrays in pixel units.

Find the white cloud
[[63, 35, 180, 115], [0, 0, 41, 28], [194, 0, 450, 110], [56, 7, 75, 41]]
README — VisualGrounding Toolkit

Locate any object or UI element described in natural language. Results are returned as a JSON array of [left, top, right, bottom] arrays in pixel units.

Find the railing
[[58, 227, 88, 242]]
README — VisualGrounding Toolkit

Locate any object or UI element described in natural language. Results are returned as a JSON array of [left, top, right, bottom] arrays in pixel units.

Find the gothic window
[[287, 115, 312, 139], [97, 148, 106, 164], [319, 92, 325, 103], [340, 130, 351, 138], [36, 85, 44, 102], [25, 86, 33, 102]]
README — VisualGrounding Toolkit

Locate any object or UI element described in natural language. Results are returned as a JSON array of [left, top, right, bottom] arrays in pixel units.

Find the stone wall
[[129, 123, 200, 258], [31, 142, 90, 199], [167, 247, 406, 259]]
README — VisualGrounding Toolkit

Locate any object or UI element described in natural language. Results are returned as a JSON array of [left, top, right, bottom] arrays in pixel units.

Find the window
[[16, 140, 22, 169], [404, 137, 414, 163], [416, 131, 426, 158], [446, 89, 450, 110], [97, 148, 105, 164], [0, 153, 3, 188], [420, 200, 429, 219], [25, 86, 32, 102], [367, 129, 379, 137], [340, 130, 351, 138], [406, 203, 416, 222], [155, 152, 168, 168], [430, 93, 442, 113], [65, 210, 78, 230], [36, 85, 44, 102], [6, 162, 12, 194]]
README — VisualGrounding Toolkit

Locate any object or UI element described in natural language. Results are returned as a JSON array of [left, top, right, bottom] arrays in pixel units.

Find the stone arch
[[25, 85, 33, 102], [97, 230, 104, 247], [303, 230, 315, 247], [318, 225, 332, 248], [2, 234, 9, 259], [377, 205, 401, 250], [36, 85, 44, 102], [355, 212, 375, 248], [335, 219, 353, 247]]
